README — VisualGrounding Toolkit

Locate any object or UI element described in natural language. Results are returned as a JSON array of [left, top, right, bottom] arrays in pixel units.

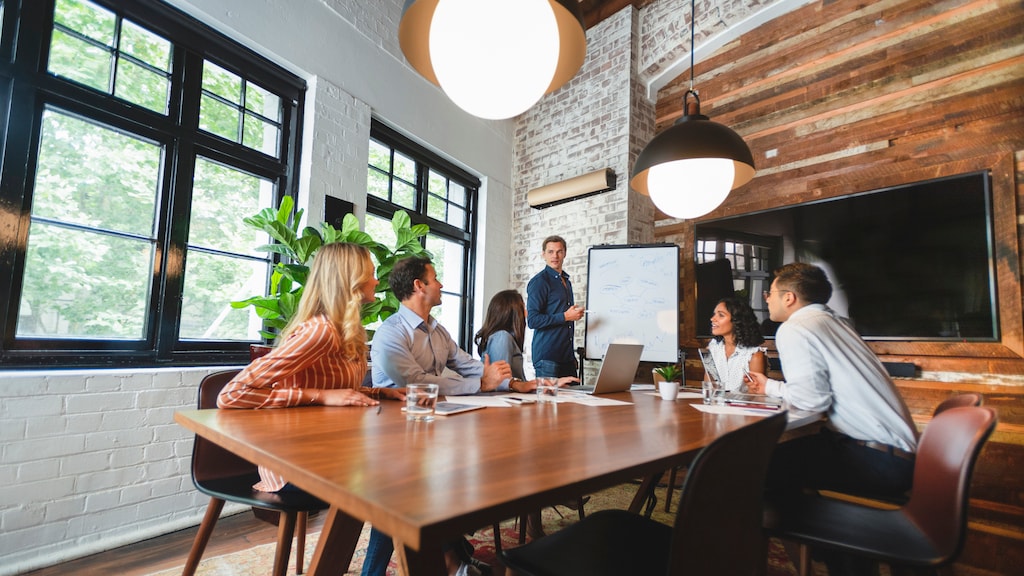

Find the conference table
[[175, 389, 817, 576]]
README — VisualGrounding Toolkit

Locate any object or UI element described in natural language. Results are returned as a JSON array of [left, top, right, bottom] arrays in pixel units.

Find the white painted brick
[[64, 412, 103, 435], [142, 441, 175, 462], [0, 521, 68, 561], [83, 430, 149, 453], [76, 467, 144, 493], [60, 451, 111, 476], [108, 446, 146, 468], [1, 504, 45, 531], [42, 497, 86, 523], [13, 459, 59, 483], [5, 435, 85, 463], [0, 476, 74, 508], [65, 392, 134, 414], [119, 482, 153, 506], [5, 395, 62, 417], [100, 409, 147, 431], [83, 373, 126, 392], [84, 489, 121, 513]]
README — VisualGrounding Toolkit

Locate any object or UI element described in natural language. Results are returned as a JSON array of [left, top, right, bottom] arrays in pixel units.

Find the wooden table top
[[176, 390, 801, 574]]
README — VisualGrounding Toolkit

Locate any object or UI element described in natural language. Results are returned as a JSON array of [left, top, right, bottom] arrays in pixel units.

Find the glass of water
[[536, 377, 558, 403], [405, 383, 439, 421]]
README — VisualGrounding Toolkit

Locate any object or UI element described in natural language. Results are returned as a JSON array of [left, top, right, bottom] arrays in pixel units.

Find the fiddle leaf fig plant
[[231, 195, 429, 341], [653, 364, 682, 382]]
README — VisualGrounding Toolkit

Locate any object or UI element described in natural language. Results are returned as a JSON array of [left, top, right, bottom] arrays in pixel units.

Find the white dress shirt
[[764, 304, 918, 452]]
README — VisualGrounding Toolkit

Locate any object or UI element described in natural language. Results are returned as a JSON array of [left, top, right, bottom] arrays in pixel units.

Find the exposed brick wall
[[0, 368, 239, 573], [511, 8, 637, 372], [322, 0, 404, 60], [304, 76, 372, 222]]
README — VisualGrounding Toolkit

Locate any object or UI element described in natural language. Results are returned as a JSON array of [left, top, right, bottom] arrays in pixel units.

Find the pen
[[726, 401, 779, 411], [376, 404, 382, 415]]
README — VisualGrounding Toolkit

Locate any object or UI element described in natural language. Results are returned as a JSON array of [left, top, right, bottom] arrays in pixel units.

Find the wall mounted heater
[[527, 168, 617, 209]]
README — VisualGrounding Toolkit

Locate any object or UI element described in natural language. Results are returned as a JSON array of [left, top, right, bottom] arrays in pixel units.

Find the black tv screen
[[695, 171, 997, 341]]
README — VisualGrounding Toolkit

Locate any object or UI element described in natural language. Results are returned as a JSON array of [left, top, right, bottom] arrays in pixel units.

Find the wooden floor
[[23, 509, 327, 576]]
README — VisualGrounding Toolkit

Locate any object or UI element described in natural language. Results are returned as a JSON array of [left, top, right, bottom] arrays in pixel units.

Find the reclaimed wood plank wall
[[651, 0, 1024, 572]]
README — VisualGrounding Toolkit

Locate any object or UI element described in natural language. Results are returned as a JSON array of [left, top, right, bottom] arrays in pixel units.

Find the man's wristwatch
[[509, 377, 523, 393]]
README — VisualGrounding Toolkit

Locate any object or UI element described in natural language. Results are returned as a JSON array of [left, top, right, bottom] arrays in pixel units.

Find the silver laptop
[[573, 343, 644, 394]]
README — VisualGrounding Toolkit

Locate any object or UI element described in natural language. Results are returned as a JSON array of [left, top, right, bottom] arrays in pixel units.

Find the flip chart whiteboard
[[584, 244, 680, 363]]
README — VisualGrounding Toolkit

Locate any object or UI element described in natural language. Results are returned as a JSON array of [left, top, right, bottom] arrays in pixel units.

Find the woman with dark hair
[[707, 296, 767, 392], [475, 289, 578, 392]]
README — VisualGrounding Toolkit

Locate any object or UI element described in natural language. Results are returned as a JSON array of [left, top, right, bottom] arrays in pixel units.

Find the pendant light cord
[[688, 0, 696, 92]]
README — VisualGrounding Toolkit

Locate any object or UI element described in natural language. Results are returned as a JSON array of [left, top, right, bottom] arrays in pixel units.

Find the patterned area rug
[[148, 480, 807, 575]]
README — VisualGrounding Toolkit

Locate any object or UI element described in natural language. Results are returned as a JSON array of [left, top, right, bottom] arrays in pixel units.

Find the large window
[[367, 121, 479, 347], [0, 0, 304, 367]]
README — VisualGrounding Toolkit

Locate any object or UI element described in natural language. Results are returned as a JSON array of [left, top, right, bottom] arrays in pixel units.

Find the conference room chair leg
[[296, 511, 308, 574], [272, 511, 298, 576], [182, 497, 225, 576], [797, 542, 811, 576]]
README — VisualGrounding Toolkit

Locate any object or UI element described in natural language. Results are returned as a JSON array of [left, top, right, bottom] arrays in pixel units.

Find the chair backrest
[[191, 369, 259, 485], [668, 411, 788, 576], [905, 406, 996, 562], [933, 393, 983, 415]]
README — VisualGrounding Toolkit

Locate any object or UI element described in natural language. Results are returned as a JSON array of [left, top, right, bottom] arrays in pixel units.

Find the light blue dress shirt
[[370, 305, 483, 396], [764, 304, 918, 452], [482, 330, 524, 391]]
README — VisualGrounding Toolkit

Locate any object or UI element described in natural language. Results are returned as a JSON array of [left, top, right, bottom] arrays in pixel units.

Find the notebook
[[571, 342, 644, 394]]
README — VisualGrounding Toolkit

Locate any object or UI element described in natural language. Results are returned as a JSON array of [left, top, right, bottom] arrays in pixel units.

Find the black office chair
[[501, 410, 788, 576], [764, 406, 997, 576], [182, 369, 329, 576]]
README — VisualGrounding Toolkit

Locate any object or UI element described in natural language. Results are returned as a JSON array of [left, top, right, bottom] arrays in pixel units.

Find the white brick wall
[[512, 6, 660, 378], [0, 367, 242, 575]]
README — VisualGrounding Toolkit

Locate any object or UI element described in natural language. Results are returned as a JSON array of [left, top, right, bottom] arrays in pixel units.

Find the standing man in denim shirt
[[527, 235, 585, 378]]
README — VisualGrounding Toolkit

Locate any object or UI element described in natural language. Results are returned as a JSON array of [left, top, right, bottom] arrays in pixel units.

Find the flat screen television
[[694, 170, 997, 341]]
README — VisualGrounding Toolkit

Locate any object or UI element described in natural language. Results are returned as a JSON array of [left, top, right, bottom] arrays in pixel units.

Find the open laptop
[[571, 343, 644, 394]]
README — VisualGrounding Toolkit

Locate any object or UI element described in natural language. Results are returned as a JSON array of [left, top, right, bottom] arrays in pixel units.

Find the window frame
[[0, 0, 305, 368], [367, 120, 480, 348]]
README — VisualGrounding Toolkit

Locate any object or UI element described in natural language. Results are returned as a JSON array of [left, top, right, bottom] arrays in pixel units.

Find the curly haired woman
[[707, 296, 767, 392]]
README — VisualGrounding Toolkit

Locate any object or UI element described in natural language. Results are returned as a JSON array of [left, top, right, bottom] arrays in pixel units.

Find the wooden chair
[[500, 410, 788, 576], [182, 370, 329, 576], [933, 392, 982, 415], [764, 407, 997, 576]]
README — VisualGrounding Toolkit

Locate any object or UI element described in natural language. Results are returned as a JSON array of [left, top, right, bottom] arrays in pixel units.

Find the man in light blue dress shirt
[[364, 256, 509, 576]]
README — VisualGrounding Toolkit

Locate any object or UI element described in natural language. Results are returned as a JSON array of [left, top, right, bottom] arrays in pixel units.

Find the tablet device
[[433, 402, 486, 416]]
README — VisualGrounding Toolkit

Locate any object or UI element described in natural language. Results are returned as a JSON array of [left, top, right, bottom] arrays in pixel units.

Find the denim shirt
[[526, 265, 576, 365]]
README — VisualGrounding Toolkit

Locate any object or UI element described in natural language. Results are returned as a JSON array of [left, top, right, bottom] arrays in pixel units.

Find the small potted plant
[[652, 363, 682, 385]]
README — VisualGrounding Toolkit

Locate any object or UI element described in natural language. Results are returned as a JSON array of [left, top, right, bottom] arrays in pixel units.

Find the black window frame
[[367, 120, 480, 348], [0, 0, 305, 368]]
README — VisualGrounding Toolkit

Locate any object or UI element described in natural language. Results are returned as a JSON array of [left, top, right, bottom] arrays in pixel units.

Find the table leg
[[306, 506, 364, 576], [628, 470, 665, 514], [394, 538, 445, 576]]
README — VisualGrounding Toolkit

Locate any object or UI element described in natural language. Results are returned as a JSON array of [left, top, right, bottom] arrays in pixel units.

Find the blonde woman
[[218, 242, 403, 492]]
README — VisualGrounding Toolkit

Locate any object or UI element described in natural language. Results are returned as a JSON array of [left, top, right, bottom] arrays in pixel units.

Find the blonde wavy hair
[[278, 242, 374, 359]]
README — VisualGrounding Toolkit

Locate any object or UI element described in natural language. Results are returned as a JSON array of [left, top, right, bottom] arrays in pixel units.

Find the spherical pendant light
[[429, 0, 558, 119], [398, 0, 586, 120]]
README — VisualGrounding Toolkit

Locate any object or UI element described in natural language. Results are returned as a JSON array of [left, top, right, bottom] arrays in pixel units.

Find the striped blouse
[[217, 315, 366, 491]]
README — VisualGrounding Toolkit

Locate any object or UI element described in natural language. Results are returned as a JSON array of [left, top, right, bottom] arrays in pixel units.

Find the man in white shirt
[[746, 262, 918, 576]]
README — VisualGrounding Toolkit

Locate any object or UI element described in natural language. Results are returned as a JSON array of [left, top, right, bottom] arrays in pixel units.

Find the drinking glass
[[405, 383, 439, 421], [536, 377, 558, 403]]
